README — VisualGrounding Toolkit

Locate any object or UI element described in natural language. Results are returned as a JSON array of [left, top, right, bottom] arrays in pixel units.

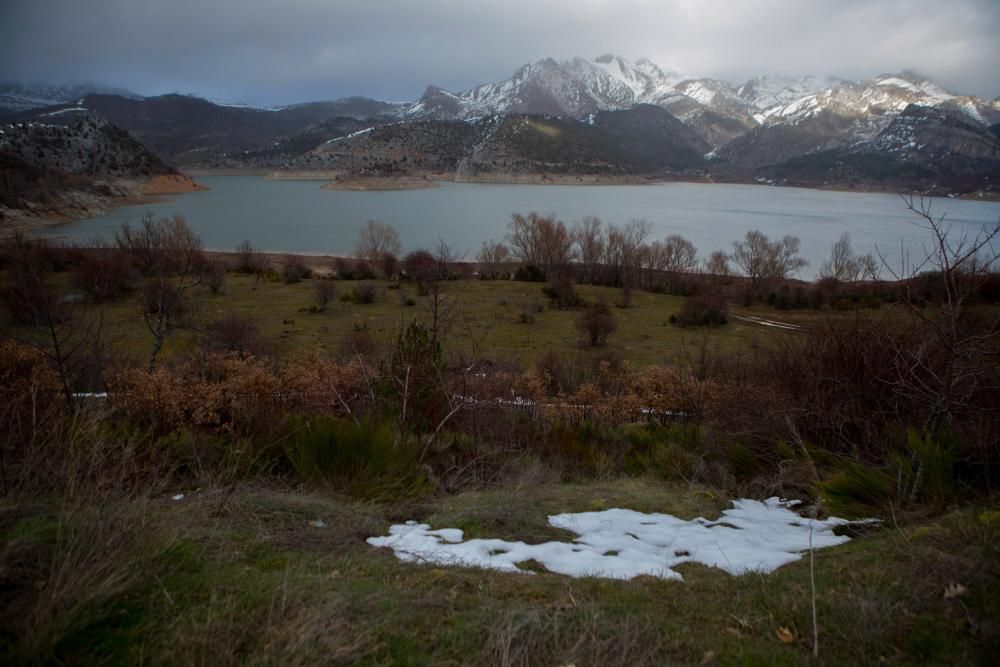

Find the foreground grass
[[3, 478, 996, 665]]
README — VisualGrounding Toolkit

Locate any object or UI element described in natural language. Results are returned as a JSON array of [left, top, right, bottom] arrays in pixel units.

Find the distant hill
[[756, 105, 1000, 194], [0, 116, 201, 225], [286, 105, 710, 179], [4, 57, 1000, 195], [2, 94, 403, 165]]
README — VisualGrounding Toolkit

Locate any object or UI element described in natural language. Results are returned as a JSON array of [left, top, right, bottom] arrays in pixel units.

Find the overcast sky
[[2, 0, 998, 105]]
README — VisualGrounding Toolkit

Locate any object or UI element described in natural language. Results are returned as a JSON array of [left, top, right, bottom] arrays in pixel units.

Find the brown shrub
[[201, 315, 265, 356], [313, 280, 336, 311], [281, 255, 311, 283], [0, 340, 62, 447], [577, 300, 617, 346], [72, 249, 138, 301], [671, 292, 728, 327], [233, 240, 270, 274]]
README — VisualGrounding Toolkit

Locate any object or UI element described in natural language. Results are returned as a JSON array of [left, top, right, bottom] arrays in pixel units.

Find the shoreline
[[181, 168, 1000, 200]]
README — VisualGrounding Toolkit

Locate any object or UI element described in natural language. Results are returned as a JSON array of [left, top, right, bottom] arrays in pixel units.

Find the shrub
[[341, 283, 377, 304], [233, 240, 269, 274], [281, 255, 311, 283], [402, 249, 436, 282], [284, 417, 431, 499], [341, 327, 377, 359], [202, 314, 265, 356], [542, 269, 584, 309], [0, 285, 63, 326], [671, 293, 728, 327], [313, 280, 335, 311], [577, 300, 617, 346], [198, 257, 226, 295], [71, 249, 138, 302], [334, 257, 356, 280]]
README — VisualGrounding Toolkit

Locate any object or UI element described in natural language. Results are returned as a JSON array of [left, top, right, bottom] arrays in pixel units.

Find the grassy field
[[3, 478, 996, 665], [63, 274, 846, 368]]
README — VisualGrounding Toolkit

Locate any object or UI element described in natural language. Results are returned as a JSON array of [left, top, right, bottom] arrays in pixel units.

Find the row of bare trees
[[480, 212, 816, 291], [353, 213, 883, 296]]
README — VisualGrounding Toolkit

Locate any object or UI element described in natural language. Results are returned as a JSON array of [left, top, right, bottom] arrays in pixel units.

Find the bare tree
[[506, 212, 574, 276], [662, 234, 699, 274], [703, 249, 732, 277], [355, 220, 402, 278], [1, 236, 106, 411], [878, 197, 1000, 437], [476, 240, 510, 279], [820, 232, 874, 282], [732, 230, 807, 290], [604, 219, 650, 287], [572, 216, 605, 284], [424, 240, 462, 345], [116, 212, 206, 369], [234, 239, 270, 275]]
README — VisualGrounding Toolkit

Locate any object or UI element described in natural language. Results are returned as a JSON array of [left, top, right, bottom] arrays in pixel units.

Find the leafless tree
[[116, 212, 206, 369], [604, 219, 650, 287], [1, 236, 106, 411], [878, 197, 1000, 437], [819, 232, 875, 282], [355, 219, 402, 278], [572, 216, 605, 284], [732, 229, 807, 290], [506, 212, 575, 275], [703, 249, 732, 277], [476, 240, 510, 279], [234, 239, 270, 275], [424, 239, 463, 345]]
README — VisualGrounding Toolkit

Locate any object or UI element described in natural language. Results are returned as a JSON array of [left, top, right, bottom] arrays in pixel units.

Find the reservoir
[[45, 177, 1000, 278]]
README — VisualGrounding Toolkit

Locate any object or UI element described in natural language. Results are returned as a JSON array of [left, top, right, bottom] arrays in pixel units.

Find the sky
[[2, 0, 998, 106]]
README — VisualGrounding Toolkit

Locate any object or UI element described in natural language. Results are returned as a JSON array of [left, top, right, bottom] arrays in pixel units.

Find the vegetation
[[1, 203, 998, 664]]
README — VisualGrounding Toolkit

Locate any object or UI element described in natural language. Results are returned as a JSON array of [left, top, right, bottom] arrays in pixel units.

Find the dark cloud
[[2, 0, 998, 105]]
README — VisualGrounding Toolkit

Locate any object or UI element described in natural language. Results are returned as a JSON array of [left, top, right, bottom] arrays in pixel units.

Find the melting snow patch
[[368, 499, 868, 580]]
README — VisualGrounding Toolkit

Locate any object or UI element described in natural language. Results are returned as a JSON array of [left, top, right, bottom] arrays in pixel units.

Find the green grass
[[36, 274, 820, 368], [3, 479, 996, 665]]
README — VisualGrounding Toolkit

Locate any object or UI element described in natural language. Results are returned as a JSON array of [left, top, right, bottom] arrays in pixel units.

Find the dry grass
[[3, 478, 996, 665]]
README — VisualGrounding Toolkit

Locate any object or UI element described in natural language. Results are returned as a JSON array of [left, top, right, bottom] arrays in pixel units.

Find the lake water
[[46, 176, 1000, 278]]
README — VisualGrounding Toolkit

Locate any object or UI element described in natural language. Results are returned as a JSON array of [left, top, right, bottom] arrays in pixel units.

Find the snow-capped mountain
[[0, 83, 140, 113], [757, 72, 997, 126], [397, 57, 999, 152]]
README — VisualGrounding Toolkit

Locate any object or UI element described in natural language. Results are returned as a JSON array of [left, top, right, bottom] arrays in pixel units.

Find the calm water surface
[[46, 177, 1000, 278]]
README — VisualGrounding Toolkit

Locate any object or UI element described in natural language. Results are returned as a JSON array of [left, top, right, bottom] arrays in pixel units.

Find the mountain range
[[2, 54, 999, 206]]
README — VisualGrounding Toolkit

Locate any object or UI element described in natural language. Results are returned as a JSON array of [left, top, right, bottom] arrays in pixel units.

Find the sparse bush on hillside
[[671, 292, 728, 327], [342, 283, 377, 304], [313, 280, 335, 311], [202, 314, 265, 356], [281, 254, 311, 283], [542, 269, 584, 309], [72, 248, 138, 302], [234, 239, 270, 274], [577, 299, 616, 346]]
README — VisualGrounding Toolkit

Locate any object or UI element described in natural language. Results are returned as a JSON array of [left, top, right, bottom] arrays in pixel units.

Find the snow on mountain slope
[[760, 72, 990, 127], [0, 83, 140, 114], [399, 58, 997, 151]]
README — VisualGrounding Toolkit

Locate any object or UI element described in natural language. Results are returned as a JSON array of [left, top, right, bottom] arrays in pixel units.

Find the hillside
[[287, 106, 710, 180], [0, 116, 203, 227], [756, 105, 1000, 195]]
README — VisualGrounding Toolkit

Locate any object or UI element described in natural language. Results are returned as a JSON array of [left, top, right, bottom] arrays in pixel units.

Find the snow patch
[[368, 499, 869, 580], [42, 107, 88, 116]]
